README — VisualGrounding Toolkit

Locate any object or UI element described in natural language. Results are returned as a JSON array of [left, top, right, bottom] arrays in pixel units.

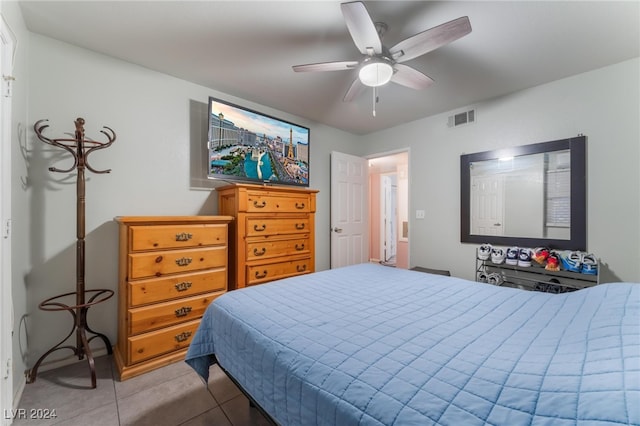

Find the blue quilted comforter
[[186, 263, 640, 425]]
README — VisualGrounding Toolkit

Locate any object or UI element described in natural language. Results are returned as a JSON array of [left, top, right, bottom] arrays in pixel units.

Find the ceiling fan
[[292, 1, 472, 114]]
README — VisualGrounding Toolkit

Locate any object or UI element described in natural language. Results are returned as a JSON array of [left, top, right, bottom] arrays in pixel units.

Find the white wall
[[361, 58, 640, 283], [17, 33, 359, 376], [2, 0, 30, 407]]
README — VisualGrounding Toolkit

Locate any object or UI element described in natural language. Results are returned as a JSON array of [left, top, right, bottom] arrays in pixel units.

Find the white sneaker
[[491, 248, 505, 264], [478, 244, 492, 260], [505, 247, 519, 265], [518, 248, 532, 267]]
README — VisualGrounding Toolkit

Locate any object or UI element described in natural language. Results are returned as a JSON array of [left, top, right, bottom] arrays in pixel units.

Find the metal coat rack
[[27, 117, 116, 388]]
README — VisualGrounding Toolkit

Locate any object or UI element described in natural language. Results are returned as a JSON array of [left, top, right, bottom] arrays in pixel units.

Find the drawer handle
[[255, 270, 268, 279], [297, 264, 307, 272], [175, 306, 192, 317], [254, 224, 266, 232], [295, 202, 305, 209], [175, 232, 193, 242], [295, 243, 305, 251], [175, 257, 192, 267], [295, 223, 305, 230], [253, 200, 266, 208], [175, 281, 192, 292], [155, 255, 163, 263], [253, 247, 266, 256], [174, 331, 192, 343]]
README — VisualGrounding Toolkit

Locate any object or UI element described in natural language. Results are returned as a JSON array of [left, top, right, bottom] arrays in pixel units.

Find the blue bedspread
[[186, 263, 640, 425]]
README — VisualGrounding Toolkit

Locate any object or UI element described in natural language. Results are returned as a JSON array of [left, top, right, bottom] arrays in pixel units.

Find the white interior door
[[381, 174, 397, 262], [1, 13, 15, 422], [330, 151, 368, 268]]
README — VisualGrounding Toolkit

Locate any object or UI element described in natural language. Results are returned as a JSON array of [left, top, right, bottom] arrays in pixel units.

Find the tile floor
[[13, 355, 271, 426]]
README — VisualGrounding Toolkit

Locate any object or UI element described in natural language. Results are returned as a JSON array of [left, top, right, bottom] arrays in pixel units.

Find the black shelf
[[475, 250, 599, 291], [483, 261, 597, 283]]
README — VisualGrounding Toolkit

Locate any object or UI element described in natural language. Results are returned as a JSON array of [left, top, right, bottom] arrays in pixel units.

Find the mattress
[[186, 263, 640, 425]]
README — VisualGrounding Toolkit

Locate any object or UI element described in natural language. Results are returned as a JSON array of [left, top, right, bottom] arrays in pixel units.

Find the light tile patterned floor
[[13, 355, 271, 426]]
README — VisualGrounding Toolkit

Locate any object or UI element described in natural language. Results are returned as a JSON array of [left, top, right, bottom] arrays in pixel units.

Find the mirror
[[461, 136, 586, 250]]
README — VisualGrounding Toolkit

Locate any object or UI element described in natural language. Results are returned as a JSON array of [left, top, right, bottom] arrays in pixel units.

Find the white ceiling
[[19, 1, 640, 135]]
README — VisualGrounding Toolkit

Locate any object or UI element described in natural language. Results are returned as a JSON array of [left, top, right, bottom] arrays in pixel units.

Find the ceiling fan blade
[[390, 16, 472, 63], [292, 61, 359, 72], [341, 1, 382, 55], [391, 64, 434, 90], [343, 77, 366, 102]]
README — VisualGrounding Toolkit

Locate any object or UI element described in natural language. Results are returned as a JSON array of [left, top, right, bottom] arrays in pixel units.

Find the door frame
[[1, 12, 15, 422], [330, 148, 411, 269]]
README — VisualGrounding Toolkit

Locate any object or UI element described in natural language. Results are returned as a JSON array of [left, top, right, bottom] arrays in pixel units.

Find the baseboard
[[12, 375, 25, 411]]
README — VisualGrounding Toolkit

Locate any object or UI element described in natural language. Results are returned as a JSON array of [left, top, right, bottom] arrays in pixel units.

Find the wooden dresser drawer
[[129, 269, 227, 306], [129, 291, 222, 335], [129, 224, 227, 251], [245, 192, 310, 213], [246, 217, 310, 237], [246, 258, 312, 286], [246, 237, 310, 261], [128, 246, 227, 279], [128, 319, 200, 364]]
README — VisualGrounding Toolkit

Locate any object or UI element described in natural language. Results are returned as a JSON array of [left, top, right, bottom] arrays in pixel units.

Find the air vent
[[448, 109, 476, 128]]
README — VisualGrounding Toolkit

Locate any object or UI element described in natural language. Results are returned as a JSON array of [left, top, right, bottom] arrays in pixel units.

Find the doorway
[[329, 150, 409, 270], [368, 151, 409, 269]]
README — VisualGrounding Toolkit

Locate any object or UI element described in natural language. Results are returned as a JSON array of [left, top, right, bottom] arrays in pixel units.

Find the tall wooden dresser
[[217, 184, 318, 289], [114, 216, 232, 380]]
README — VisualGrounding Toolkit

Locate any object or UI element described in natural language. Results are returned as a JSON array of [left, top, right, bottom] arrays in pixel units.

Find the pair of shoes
[[478, 244, 492, 260], [477, 271, 488, 283], [561, 251, 598, 274], [559, 251, 583, 272], [505, 247, 533, 267], [535, 278, 564, 293]]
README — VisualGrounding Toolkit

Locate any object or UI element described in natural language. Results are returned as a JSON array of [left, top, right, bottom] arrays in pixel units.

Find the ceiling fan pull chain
[[372, 87, 376, 117]]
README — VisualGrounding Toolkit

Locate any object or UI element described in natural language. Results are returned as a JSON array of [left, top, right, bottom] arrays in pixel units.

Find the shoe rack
[[475, 249, 600, 292]]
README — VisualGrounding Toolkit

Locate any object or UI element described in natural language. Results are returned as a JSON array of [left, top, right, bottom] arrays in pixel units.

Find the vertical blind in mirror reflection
[[469, 149, 571, 240]]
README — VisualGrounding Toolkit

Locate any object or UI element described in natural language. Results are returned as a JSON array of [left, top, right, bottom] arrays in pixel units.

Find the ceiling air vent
[[448, 109, 476, 128]]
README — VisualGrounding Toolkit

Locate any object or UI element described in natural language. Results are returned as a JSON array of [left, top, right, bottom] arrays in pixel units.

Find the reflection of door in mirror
[[471, 174, 504, 235], [469, 151, 569, 239]]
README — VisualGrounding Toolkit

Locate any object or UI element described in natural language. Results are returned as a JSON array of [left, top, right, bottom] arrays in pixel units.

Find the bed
[[185, 263, 639, 425]]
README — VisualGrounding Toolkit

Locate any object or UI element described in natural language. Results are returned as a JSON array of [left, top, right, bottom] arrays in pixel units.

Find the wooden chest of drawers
[[114, 216, 232, 380], [217, 184, 318, 289]]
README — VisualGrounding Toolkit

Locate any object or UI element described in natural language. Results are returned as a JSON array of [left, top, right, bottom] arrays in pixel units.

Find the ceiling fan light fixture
[[359, 59, 393, 87]]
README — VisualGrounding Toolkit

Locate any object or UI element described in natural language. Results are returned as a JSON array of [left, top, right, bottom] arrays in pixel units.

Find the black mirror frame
[[460, 136, 586, 251]]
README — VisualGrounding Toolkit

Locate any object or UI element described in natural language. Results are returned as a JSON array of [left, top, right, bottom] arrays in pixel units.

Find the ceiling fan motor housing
[[359, 56, 394, 87]]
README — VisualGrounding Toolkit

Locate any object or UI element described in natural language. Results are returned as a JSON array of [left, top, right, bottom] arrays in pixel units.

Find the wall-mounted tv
[[207, 96, 310, 187]]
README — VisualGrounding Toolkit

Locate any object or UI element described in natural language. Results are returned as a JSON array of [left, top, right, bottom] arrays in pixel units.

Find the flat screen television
[[207, 96, 310, 187]]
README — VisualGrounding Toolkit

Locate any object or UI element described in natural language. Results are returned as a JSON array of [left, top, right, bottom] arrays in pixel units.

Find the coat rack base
[[27, 289, 114, 389]]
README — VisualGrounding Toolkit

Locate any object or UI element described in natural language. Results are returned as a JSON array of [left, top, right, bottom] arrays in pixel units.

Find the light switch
[[415, 210, 425, 219]]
